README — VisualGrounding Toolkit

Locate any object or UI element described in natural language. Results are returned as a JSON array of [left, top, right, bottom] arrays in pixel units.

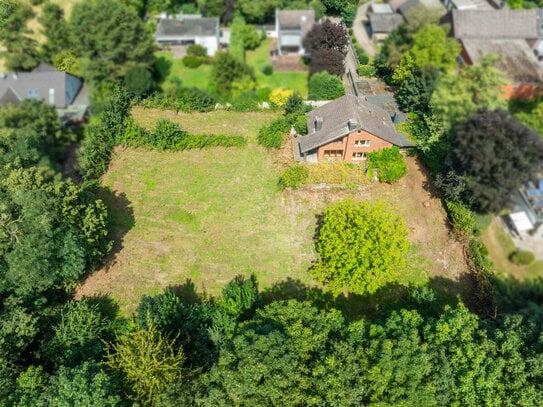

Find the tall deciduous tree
[[446, 109, 543, 213], [431, 56, 507, 132], [312, 200, 410, 294], [38, 1, 72, 62], [303, 19, 348, 76], [0, 0, 39, 71], [69, 0, 155, 84], [209, 52, 255, 96]]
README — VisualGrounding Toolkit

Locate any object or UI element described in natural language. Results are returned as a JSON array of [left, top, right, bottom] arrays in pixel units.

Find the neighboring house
[[0, 62, 82, 109], [154, 14, 220, 56], [443, 0, 495, 11], [460, 39, 543, 98], [396, 0, 446, 22], [451, 9, 543, 98], [297, 95, 409, 163], [275, 9, 315, 55], [509, 175, 543, 238], [367, 4, 404, 42]]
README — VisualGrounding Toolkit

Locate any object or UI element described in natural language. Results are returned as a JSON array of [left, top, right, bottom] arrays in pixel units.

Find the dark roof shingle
[[368, 13, 405, 33], [155, 17, 219, 37]]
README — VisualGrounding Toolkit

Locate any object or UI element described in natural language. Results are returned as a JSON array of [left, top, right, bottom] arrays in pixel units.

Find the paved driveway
[[352, 4, 377, 57]]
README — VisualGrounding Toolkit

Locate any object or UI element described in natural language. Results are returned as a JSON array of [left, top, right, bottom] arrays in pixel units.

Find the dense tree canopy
[[312, 200, 410, 294], [446, 109, 543, 212], [303, 19, 348, 76], [0, 0, 39, 71], [38, 1, 72, 62], [69, 0, 155, 84]]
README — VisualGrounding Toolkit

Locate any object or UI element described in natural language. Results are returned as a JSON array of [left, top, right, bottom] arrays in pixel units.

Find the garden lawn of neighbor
[[156, 38, 308, 97]]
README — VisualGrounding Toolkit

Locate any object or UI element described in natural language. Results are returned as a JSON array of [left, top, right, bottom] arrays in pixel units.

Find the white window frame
[[354, 140, 371, 147]]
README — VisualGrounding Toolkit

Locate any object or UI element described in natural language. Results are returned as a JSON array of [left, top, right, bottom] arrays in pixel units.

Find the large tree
[[0, 0, 39, 71], [431, 56, 507, 132], [312, 200, 410, 295], [446, 109, 543, 213], [69, 0, 155, 84], [303, 19, 348, 76], [38, 1, 72, 62]]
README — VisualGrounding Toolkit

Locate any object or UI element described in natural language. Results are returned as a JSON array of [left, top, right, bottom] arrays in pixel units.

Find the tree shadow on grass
[[168, 278, 206, 305], [99, 187, 135, 270], [261, 273, 489, 321], [81, 293, 121, 320]]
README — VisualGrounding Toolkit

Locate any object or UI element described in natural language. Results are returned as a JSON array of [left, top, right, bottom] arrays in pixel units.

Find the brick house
[[297, 95, 408, 163]]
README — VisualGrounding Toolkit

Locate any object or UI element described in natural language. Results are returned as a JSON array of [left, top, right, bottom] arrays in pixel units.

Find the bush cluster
[[308, 71, 345, 100], [444, 199, 476, 234], [182, 55, 203, 69], [257, 116, 291, 148], [367, 147, 407, 184], [141, 87, 216, 113], [278, 164, 309, 189]]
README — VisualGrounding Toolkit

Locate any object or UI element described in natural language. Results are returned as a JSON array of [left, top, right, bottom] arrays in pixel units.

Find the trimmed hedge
[[260, 63, 274, 75], [141, 88, 216, 113], [279, 164, 308, 189], [510, 250, 535, 266], [308, 72, 345, 100], [182, 55, 203, 68]]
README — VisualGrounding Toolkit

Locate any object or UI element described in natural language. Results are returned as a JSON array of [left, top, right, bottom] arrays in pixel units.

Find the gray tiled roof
[[452, 9, 543, 39], [155, 17, 219, 37], [0, 63, 82, 108], [462, 38, 543, 82], [277, 9, 315, 31], [299, 95, 403, 153], [368, 13, 404, 33]]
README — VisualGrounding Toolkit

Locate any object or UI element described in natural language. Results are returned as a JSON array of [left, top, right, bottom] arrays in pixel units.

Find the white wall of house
[[196, 35, 219, 56]]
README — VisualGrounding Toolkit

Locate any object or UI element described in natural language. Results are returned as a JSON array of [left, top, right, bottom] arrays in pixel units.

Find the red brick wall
[[316, 130, 393, 162], [501, 83, 542, 99]]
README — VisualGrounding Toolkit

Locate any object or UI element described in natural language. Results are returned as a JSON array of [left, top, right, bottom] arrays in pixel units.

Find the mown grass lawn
[[482, 220, 543, 280]]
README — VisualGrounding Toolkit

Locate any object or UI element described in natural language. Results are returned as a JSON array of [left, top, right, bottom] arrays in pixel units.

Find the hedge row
[[121, 118, 246, 151], [141, 88, 216, 113]]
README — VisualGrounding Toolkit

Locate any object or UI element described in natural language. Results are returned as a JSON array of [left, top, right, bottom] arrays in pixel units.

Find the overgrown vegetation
[[367, 147, 408, 184]]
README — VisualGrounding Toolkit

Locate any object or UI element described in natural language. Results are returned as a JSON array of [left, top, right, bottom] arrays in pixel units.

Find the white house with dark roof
[[154, 15, 220, 56], [297, 95, 410, 163], [275, 9, 315, 55]]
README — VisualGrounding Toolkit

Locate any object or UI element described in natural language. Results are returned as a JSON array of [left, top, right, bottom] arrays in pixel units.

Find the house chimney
[[348, 118, 357, 131], [314, 116, 323, 132]]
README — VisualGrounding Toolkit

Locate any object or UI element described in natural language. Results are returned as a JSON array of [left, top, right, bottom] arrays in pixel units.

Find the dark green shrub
[[260, 63, 274, 76], [510, 250, 535, 266], [355, 46, 369, 65], [444, 199, 475, 234], [124, 65, 156, 97], [308, 72, 345, 100], [182, 55, 203, 68], [293, 114, 307, 135], [278, 164, 308, 189], [367, 147, 407, 184], [257, 116, 290, 148], [284, 93, 305, 115], [179, 87, 216, 112], [149, 119, 188, 150], [187, 44, 207, 57]]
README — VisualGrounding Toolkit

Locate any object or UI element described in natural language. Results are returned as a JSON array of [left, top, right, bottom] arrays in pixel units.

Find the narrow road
[[352, 3, 376, 57]]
